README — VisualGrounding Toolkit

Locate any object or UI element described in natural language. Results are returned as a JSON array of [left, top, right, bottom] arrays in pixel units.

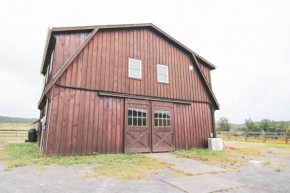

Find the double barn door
[[124, 99, 175, 153]]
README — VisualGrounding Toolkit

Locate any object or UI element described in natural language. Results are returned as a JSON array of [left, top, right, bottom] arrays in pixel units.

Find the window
[[154, 110, 171, 127], [128, 58, 142, 79], [128, 108, 147, 126], [157, 64, 169, 83]]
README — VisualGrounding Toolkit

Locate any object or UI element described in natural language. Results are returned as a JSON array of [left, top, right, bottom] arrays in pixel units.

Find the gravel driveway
[[1, 143, 290, 193], [0, 163, 182, 193]]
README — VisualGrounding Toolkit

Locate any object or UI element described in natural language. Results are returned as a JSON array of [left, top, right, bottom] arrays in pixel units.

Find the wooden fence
[[218, 131, 290, 144], [0, 129, 28, 138]]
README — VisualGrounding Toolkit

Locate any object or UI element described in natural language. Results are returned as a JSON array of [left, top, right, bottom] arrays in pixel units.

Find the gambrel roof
[[39, 23, 219, 109]]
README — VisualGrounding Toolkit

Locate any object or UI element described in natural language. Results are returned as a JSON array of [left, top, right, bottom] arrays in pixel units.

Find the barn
[[37, 23, 219, 156]]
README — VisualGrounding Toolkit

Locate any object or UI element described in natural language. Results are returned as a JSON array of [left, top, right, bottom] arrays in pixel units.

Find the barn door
[[124, 99, 150, 153], [151, 102, 175, 152]]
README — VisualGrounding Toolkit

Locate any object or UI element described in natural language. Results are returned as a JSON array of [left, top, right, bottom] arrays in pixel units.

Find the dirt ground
[[0, 141, 289, 193]]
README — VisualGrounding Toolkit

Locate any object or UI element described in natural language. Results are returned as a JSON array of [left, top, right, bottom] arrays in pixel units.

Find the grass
[[223, 138, 289, 145], [172, 140, 290, 170], [0, 123, 32, 130], [262, 160, 271, 166], [274, 167, 281, 172], [172, 148, 253, 169], [224, 140, 290, 150], [0, 123, 33, 143], [0, 143, 172, 180]]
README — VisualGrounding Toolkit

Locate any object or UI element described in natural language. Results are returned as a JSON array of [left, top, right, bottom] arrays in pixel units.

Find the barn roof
[[39, 23, 219, 109]]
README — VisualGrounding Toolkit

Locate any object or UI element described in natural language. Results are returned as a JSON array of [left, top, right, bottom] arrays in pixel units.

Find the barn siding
[[42, 87, 212, 156], [49, 32, 90, 83], [197, 58, 212, 87], [43, 88, 124, 156], [174, 102, 213, 150], [56, 28, 211, 103]]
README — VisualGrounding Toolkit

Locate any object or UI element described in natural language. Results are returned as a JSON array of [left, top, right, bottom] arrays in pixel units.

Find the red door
[[124, 99, 150, 153], [151, 102, 175, 152]]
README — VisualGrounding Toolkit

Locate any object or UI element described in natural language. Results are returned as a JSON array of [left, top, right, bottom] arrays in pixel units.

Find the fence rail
[[0, 129, 28, 137], [218, 131, 290, 144]]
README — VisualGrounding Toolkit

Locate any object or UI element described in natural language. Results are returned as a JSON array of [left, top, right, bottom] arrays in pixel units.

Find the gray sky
[[0, 0, 289, 123]]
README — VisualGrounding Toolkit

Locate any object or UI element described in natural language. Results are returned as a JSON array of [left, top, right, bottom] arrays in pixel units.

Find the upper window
[[128, 58, 142, 79], [157, 64, 169, 83]]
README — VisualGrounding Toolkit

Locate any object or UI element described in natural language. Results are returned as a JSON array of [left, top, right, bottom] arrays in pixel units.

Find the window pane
[[129, 58, 141, 79], [158, 64, 169, 83], [138, 110, 142, 117], [159, 119, 163, 127], [130, 69, 140, 78], [155, 118, 158, 126], [142, 110, 147, 118], [133, 118, 137, 126], [128, 109, 132, 116], [158, 111, 162, 119], [133, 109, 137, 117], [167, 119, 171, 126], [163, 119, 166, 126], [128, 117, 132, 126], [166, 112, 171, 118], [163, 111, 167, 118], [143, 118, 147, 126], [154, 111, 159, 118], [138, 118, 142, 126]]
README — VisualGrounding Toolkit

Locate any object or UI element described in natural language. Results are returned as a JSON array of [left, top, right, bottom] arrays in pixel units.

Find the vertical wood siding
[[43, 88, 124, 156], [42, 87, 213, 155], [174, 102, 213, 149], [56, 28, 211, 103], [197, 58, 212, 87], [49, 32, 90, 82]]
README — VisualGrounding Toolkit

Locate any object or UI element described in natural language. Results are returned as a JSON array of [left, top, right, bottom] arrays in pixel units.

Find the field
[[0, 123, 34, 143]]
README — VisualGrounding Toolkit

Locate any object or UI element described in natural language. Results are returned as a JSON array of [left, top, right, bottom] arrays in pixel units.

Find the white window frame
[[157, 64, 169, 83], [128, 58, 142, 79]]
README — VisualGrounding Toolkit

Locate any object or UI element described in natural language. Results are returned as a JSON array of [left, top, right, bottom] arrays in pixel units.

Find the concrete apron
[[144, 153, 244, 193]]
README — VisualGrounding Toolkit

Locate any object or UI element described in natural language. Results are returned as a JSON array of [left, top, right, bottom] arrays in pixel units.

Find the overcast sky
[[0, 0, 289, 123]]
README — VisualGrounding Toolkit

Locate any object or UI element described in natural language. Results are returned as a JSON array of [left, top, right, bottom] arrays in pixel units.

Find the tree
[[245, 119, 258, 132], [241, 126, 248, 132], [286, 126, 290, 136], [217, 117, 231, 131], [276, 121, 289, 132], [259, 119, 272, 132]]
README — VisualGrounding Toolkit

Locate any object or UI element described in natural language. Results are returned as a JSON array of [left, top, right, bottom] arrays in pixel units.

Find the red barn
[[38, 23, 219, 156]]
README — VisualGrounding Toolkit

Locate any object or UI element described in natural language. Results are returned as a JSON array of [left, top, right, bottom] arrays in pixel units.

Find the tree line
[[217, 117, 290, 133], [0, 116, 37, 123]]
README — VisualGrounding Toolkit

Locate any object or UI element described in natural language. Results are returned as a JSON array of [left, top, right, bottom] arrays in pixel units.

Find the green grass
[[172, 143, 262, 169], [173, 148, 243, 165], [172, 141, 290, 169], [0, 143, 172, 179]]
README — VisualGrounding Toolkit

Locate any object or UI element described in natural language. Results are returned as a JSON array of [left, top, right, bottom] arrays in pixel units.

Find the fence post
[[262, 131, 266, 143], [284, 132, 288, 144], [16, 130, 18, 137], [228, 131, 230, 140], [245, 132, 248, 142]]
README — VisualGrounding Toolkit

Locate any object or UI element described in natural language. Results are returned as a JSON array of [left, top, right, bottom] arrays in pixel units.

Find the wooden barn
[[37, 23, 219, 156]]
